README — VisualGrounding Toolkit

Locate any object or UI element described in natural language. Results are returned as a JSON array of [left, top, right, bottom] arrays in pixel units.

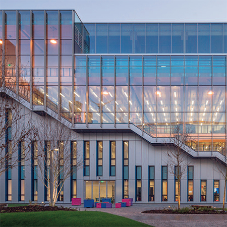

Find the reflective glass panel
[[130, 86, 142, 112], [19, 11, 30, 39], [96, 24, 107, 53], [134, 24, 145, 53], [130, 56, 142, 85], [213, 56, 226, 85], [199, 56, 211, 85], [89, 86, 100, 112], [5, 39, 16, 55], [157, 86, 170, 112], [224, 24, 227, 53], [144, 56, 156, 85], [211, 24, 223, 53], [116, 56, 128, 85], [102, 56, 114, 85], [172, 24, 184, 53], [0, 11, 2, 39], [75, 86, 86, 113], [102, 86, 114, 112], [213, 86, 225, 112], [84, 24, 95, 53], [116, 86, 128, 112], [121, 24, 133, 53], [171, 86, 184, 113], [33, 40, 44, 55], [144, 86, 156, 112], [33, 11, 44, 39], [60, 11, 72, 39], [47, 11, 58, 39], [88, 56, 100, 85], [185, 24, 197, 53], [198, 24, 210, 53], [19, 40, 30, 55], [108, 24, 120, 53], [146, 24, 158, 53], [185, 56, 198, 85], [199, 86, 212, 112], [5, 11, 16, 39], [61, 40, 72, 55], [185, 86, 198, 112], [157, 56, 170, 85], [171, 56, 184, 85], [159, 24, 171, 53], [75, 56, 86, 85]]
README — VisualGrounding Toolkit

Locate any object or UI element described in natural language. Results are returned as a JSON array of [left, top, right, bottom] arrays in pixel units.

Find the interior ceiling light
[[50, 39, 57, 44], [208, 91, 214, 95], [0, 40, 2, 44], [102, 90, 109, 95], [156, 91, 161, 97]]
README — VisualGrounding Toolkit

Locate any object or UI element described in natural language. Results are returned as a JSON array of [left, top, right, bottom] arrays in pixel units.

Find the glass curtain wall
[[84, 23, 227, 54], [75, 54, 226, 153], [19, 11, 30, 101], [33, 11, 45, 105], [5, 11, 17, 92]]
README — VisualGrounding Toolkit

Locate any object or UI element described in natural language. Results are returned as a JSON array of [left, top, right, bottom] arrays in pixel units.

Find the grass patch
[[7, 204, 28, 207], [0, 211, 150, 227]]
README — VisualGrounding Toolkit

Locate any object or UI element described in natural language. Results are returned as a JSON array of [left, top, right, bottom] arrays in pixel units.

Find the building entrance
[[85, 181, 115, 203]]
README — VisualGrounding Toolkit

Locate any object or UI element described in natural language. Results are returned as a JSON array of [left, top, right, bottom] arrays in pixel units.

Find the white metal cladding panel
[[89, 140, 96, 180], [103, 140, 110, 179], [115, 140, 123, 180], [129, 140, 136, 180], [135, 140, 142, 165]]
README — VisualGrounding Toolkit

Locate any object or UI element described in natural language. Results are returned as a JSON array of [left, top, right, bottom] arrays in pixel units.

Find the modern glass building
[[0, 10, 227, 204]]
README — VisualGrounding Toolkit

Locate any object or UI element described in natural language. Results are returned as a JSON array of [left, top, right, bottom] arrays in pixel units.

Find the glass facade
[[0, 11, 226, 157], [84, 23, 227, 54], [74, 55, 226, 153]]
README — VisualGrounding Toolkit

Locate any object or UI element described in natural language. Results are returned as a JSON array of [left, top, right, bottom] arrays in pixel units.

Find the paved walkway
[[64, 204, 227, 227]]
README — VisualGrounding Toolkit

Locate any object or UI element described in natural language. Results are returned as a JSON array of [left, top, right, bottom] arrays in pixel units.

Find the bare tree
[[34, 116, 82, 206], [0, 96, 38, 176], [165, 124, 193, 210]]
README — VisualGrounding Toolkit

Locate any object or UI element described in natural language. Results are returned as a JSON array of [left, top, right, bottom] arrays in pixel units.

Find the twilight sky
[[0, 0, 227, 23]]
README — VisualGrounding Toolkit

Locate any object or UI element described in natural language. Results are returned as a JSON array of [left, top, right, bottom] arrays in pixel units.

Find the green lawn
[[0, 211, 150, 227]]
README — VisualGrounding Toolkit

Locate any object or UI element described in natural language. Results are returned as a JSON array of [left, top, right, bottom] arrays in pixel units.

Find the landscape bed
[[142, 207, 227, 214], [0, 205, 76, 213]]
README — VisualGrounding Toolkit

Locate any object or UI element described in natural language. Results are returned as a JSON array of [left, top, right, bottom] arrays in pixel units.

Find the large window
[[6, 109, 12, 201], [18, 141, 25, 201], [149, 166, 155, 201], [110, 141, 116, 176], [84, 141, 90, 176], [123, 141, 129, 198], [187, 166, 194, 201], [97, 141, 103, 176], [162, 166, 168, 201], [71, 142, 77, 199], [32, 141, 38, 201], [214, 180, 220, 202], [136, 166, 142, 201], [201, 180, 207, 201], [174, 166, 181, 202]]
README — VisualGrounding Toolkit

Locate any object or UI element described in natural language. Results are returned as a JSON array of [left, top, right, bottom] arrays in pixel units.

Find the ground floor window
[[8, 179, 12, 201], [124, 179, 129, 198], [85, 180, 115, 203], [214, 180, 219, 201], [201, 180, 207, 201], [149, 166, 155, 201], [72, 180, 77, 198]]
